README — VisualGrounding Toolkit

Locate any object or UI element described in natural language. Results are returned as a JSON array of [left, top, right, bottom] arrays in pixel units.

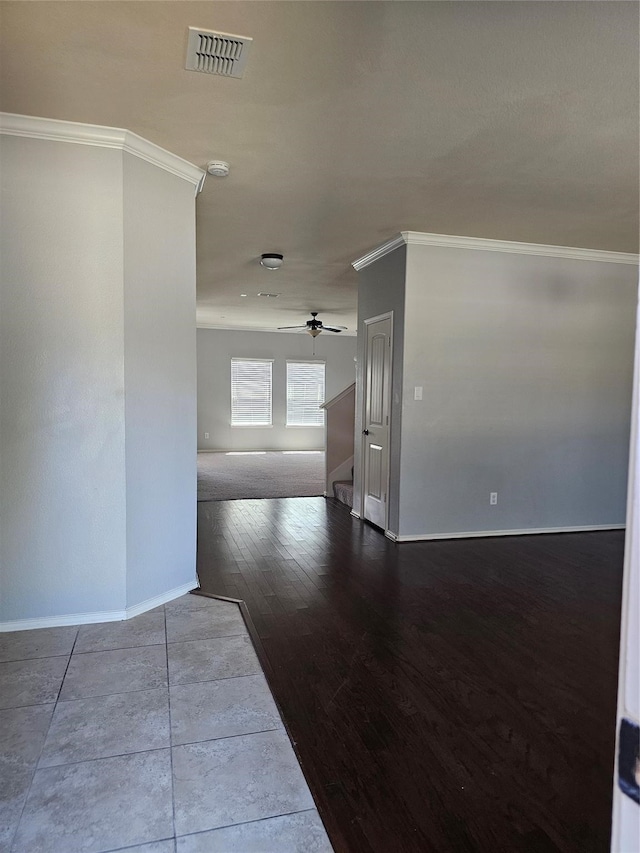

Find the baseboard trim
[[0, 579, 199, 632], [197, 448, 324, 454], [350, 509, 361, 519], [385, 530, 398, 541], [392, 524, 625, 542], [0, 609, 128, 633], [126, 580, 199, 619]]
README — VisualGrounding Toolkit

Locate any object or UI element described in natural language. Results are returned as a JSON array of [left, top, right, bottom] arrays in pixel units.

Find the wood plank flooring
[[197, 497, 624, 853]]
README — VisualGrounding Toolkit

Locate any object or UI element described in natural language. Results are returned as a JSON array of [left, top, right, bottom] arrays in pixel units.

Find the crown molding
[[401, 231, 639, 265], [0, 112, 205, 195], [351, 235, 405, 271], [352, 231, 639, 270]]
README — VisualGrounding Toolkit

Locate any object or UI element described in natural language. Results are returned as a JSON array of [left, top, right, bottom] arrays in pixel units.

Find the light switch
[[414, 386, 423, 401]]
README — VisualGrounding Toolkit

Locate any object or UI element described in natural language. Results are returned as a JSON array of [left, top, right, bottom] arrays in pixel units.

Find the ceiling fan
[[278, 312, 347, 337]]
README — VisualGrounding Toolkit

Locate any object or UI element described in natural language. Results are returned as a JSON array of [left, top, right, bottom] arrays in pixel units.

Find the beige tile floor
[[0, 594, 333, 853]]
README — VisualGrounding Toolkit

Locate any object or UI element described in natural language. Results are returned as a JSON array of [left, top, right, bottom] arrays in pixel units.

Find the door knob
[[363, 429, 369, 435]]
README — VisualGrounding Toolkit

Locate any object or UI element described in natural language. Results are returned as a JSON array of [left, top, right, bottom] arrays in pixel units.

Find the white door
[[363, 315, 392, 529]]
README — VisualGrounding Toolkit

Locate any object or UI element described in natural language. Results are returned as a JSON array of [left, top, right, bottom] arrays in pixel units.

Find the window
[[286, 361, 325, 427], [231, 359, 273, 426]]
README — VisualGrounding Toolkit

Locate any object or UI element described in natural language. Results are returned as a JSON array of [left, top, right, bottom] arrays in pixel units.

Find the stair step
[[333, 480, 353, 509]]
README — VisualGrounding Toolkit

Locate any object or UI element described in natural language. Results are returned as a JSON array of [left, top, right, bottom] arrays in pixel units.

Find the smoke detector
[[206, 161, 230, 177], [185, 27, 253, 78]]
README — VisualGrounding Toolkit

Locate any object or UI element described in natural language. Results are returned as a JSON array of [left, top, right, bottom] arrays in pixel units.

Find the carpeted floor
[[197, 451, 325, 501]]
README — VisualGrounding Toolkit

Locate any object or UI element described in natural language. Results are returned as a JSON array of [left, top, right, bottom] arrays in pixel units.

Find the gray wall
[[123, 154, 197, 609], [354, 246, 406, 529], [197, 328, 356, 451], [398, 243, 637, 537], [0, 131, 199, 625], [0, 136, 127, 621]]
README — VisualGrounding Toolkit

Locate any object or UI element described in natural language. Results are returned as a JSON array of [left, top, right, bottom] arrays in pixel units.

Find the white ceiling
[[1, 1, 638, 334]]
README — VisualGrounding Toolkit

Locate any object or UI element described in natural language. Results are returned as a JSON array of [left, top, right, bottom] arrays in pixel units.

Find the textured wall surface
[[196, 328, 356, 452], [398, 243, 637, 537], [1, 132, 199, 625], [0, 136, 128, 621], [123, 154, 198, 610]]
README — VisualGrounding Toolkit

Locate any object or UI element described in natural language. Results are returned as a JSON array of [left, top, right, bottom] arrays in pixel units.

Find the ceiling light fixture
[[260, 253, 283, 270]]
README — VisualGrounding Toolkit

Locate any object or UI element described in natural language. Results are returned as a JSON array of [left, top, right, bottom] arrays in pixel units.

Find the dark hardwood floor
[[196, 497, 624, 853]]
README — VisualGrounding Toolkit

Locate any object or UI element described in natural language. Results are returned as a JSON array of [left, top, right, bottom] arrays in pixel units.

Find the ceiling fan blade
[[321, 326, 345, 332], [277, 325, 307, 330]]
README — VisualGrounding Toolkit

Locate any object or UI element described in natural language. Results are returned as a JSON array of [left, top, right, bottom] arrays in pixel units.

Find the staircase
[[332, 478, 354, 508], [321, 382, 355, 509]]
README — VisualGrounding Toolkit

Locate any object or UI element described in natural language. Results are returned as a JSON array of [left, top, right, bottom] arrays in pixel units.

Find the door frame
[[359, 311, 394, 531]]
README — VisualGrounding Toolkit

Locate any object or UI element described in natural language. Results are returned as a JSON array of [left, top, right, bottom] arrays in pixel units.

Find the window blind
[[231, 359, 273, 426], [286, 362, 325, 426]]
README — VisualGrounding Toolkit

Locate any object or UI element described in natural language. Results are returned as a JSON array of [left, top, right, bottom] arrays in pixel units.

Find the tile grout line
[[99, 834, 176, 853], [57, 667, 266, 706], [0, 651, 75, 664], [166, 630, 249, 645], [32, 726, 286, 773], [165, 604, 178, 846], [50, 682, 170, 704], [172, 806, 320, 843], [169, 671, 262, 688], [7, 659, 265, 712], [71, 641, 166, 656], [8, 626, 80, 852], [36, 744, 172, 772], [172, 725, 286, 752]]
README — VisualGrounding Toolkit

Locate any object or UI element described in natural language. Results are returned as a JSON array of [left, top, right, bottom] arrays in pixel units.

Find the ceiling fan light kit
[[260, 253, 284, 270]]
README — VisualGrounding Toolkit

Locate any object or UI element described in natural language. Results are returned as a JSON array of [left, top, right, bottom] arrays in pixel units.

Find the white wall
[[123, 154, 197, 609], [197, 328, 356, 451], [0, 136, 128, 622], [397, 243, 636, 537], [0, 118, 201, 627], [611, 279, 640, 852]]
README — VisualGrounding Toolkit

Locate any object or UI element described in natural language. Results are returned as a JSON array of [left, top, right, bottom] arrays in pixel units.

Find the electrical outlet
[[204, 432, 209, 439], [490, 492, 498, 505], [414, 386, 423, 401]]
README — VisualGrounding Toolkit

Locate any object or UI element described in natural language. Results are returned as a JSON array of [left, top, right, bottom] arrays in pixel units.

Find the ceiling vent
[[185, 27, 252, 78]]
